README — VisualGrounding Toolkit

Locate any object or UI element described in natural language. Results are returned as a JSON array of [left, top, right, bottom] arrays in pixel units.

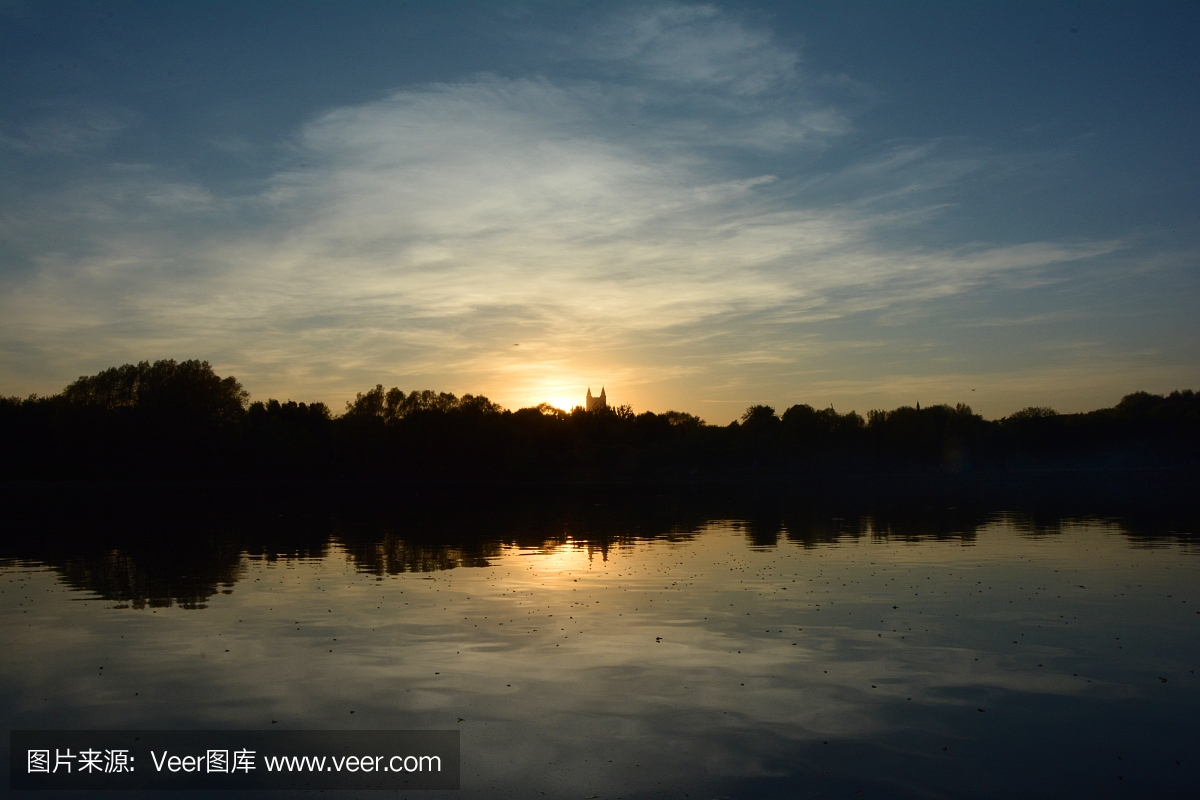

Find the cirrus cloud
[[1, 3, 1165, 419]]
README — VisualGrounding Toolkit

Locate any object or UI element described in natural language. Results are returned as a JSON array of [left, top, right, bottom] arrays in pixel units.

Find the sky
[[1, 1, 1197, 422]]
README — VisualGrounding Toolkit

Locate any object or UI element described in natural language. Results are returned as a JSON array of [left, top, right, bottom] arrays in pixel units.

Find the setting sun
[[2, 3, 1197, 798], [511, 377, 593, 414]]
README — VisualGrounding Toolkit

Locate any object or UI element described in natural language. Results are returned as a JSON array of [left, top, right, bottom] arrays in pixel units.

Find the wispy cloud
[[0, 107, 135, 156], [589, 4, 796, 95], [0, 3, 1165, 417]]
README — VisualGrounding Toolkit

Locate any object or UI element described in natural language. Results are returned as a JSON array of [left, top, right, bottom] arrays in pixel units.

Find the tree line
[[1, 359, 1196, 480], [8, 478, 1192, 610]]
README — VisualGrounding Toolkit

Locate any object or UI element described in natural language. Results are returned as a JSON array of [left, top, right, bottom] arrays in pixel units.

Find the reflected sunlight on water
[[2, 505, 1199, 799]]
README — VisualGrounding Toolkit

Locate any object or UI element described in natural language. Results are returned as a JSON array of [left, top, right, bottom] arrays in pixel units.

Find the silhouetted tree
[[1, 361, 1196, 480], [63, 359, 248, 422]]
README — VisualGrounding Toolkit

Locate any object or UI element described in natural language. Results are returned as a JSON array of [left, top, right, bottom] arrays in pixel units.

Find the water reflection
[[1, 482, 1198, 799], [2, 483, 1195, 608]]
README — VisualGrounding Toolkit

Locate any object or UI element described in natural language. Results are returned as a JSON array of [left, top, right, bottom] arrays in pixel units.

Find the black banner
[[9, 730, 459, 790]]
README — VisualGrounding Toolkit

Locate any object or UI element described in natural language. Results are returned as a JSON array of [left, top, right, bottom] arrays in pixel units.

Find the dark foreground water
[[2, 481, 1198, 799]]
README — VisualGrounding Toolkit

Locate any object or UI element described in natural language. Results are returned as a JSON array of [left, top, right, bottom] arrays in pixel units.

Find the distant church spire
[[585, 385, 608, 412]]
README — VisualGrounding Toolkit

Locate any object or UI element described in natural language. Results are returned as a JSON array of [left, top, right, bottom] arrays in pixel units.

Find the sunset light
[[3, 3, 1194, 419], [1, 5, 1197, 798]]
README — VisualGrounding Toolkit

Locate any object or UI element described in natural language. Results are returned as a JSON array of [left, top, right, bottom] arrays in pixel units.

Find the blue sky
[[1, 1, 1197, 421]]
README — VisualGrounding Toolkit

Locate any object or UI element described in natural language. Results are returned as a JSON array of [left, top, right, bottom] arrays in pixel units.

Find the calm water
[[2, 485, 1198, 798]]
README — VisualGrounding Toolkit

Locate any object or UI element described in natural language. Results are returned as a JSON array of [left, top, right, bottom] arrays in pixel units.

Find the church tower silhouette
[[585, 386, 607, 412]]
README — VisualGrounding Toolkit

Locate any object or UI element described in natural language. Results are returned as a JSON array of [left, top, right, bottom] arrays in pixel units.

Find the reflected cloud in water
[[1, 484, 1197, 798]]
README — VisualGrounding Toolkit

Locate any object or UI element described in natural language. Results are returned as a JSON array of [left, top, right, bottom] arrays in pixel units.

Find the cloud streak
[[0, 3, 1169, 418]]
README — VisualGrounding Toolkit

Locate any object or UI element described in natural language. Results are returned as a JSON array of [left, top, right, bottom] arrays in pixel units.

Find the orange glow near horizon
[[546, 397, 581, 413], [506, 377, 597, 414]]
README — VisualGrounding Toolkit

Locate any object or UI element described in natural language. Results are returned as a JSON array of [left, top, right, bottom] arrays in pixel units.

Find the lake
[[1, 481, 1197, 798]]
